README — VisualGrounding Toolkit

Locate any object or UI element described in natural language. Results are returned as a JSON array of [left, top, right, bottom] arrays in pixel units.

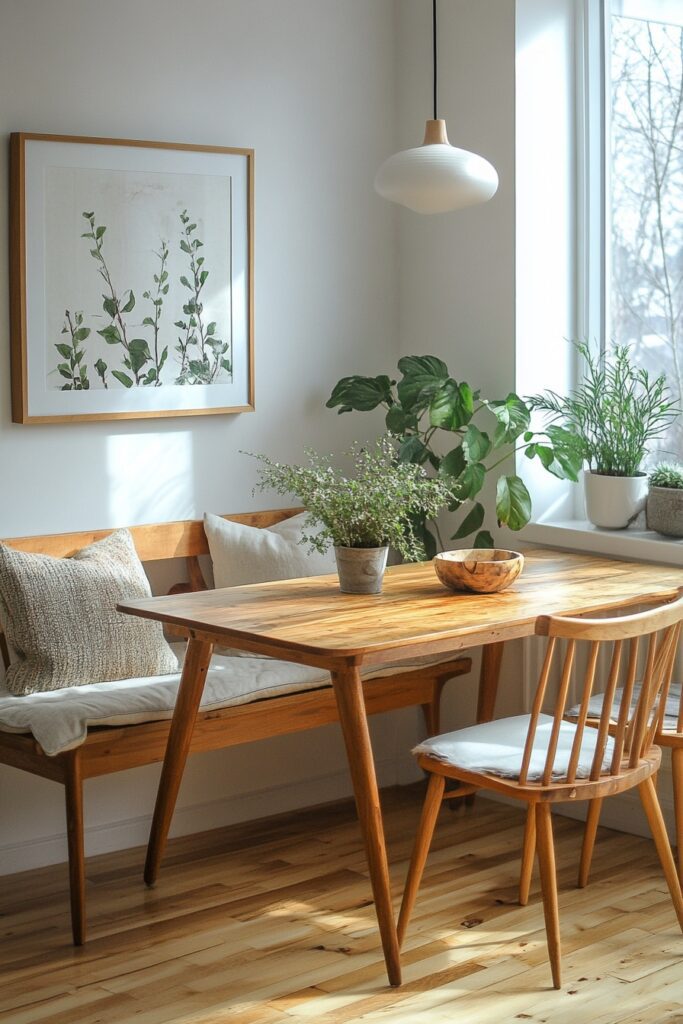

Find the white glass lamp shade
[[374, 120, 498, 214]]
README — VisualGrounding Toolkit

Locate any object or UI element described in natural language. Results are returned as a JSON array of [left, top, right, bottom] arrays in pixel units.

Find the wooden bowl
[[433, 548, 524, 594]]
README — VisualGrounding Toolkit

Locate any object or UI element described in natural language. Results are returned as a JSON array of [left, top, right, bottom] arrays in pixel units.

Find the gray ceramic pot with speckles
[[334, 545, 389, 594], [646, 486, 683, 538]]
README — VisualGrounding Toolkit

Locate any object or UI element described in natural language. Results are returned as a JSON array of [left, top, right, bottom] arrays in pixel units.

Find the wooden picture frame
[[9, 133, 254, 423]]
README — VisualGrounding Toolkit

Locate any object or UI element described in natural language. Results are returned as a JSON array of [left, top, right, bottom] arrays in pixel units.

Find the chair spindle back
[[518, 595, 683, 787]]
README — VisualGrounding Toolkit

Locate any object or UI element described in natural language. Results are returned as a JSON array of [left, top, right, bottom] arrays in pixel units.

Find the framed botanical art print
[[9, 133, 254, 423]]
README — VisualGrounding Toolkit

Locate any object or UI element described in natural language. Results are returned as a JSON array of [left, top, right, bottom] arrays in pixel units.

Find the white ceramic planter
[[583, 471, 648, 529], [334, 545, 389, 594]]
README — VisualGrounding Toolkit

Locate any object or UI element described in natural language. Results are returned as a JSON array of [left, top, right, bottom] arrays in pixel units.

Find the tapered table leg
[[331, 665, 402, 987], [477, 641, 505, 723], [144, 636, 214, 886], [464, 641, 505, 808]]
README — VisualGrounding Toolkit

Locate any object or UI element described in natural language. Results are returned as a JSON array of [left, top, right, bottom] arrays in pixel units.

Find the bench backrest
[[0, 508, 302, 670], [1, 508, 302, 560]]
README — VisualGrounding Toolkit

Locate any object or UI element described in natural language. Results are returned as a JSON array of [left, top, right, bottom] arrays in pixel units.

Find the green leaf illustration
[[98, 325, 122, 345]]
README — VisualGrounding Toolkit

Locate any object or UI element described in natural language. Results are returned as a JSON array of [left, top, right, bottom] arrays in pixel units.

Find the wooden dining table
[[119, 547, 683, 987]]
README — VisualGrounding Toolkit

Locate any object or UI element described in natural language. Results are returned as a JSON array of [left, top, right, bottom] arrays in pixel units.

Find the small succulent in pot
[[247, 435, 453, 594], [647, 463, 683, 538]]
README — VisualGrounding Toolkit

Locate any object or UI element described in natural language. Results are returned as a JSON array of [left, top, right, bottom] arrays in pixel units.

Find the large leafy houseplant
[[327, 356, 582, 556]]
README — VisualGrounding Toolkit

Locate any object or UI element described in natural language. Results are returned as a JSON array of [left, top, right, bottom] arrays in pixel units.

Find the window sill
[[520, 519, 683, 568]]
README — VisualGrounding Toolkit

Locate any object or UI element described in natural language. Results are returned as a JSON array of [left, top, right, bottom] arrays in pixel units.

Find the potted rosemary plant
[[647, 464, 683, 538], [248, 436, 451, 594], [532, 344, 677, 529]]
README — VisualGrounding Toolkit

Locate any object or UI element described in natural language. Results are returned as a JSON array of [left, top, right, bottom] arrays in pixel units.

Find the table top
[[118, 548, 683, 668]]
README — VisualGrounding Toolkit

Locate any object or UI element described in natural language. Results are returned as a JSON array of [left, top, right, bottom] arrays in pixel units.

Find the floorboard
[[0, 786, 682, 1023]]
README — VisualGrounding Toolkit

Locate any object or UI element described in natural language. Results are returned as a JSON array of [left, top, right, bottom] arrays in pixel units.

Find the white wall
[[0, 0, 410, 874], [0, 0, 543, 877], [0, 0, 399, 537], [392, 0, 517, 737], [395, 0, 515, 395], [1, 0, 662, 879]]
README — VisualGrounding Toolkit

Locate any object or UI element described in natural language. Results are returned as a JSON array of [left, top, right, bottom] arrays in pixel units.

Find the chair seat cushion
[[573, 683, 682, 733], [413, 714, 615, 782], [0, 644, 460, 757]]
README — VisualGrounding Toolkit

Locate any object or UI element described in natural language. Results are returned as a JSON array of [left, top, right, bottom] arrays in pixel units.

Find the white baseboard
[[0, 753, 421, 877], [0, 746, 675, 877]]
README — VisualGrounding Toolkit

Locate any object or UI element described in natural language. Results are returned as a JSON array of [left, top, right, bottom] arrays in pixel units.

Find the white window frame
[[577, 0, 607, 351], [515, 0, 683, 566]]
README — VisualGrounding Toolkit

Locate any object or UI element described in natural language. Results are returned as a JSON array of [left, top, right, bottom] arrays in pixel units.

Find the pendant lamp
[[374, 0, 498, 214]]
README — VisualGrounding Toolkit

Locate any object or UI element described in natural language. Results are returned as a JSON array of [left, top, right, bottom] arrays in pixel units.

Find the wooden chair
[[397, 596, 683, 989], [571, 649, 683, 890]]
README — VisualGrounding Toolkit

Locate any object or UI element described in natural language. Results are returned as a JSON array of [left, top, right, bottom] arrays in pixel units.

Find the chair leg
[[638, 776, 683, 932], [578, 797, 603, 889], [64, 752, 86, 946], [535, 803, 562, 990], [672, 748, 683, 882], [519, 804, 536, 906], [398, 773, 445, 947]]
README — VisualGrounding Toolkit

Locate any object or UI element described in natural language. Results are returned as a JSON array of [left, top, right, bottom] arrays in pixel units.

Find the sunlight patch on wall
[[106, 431, 194, 526]]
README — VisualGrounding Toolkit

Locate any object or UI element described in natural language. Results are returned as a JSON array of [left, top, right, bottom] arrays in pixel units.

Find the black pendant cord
[[433, 0, 438, 120]]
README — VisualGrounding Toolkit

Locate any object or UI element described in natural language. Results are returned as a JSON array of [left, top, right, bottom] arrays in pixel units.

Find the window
[[607, 0, 683, 459]]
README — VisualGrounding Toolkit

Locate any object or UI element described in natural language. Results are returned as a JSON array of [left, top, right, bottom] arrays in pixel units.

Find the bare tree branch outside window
[[610, 5, 683, 458]]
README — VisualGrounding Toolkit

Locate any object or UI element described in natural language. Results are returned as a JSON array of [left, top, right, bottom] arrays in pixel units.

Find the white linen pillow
[[204, 512, 336, 589]]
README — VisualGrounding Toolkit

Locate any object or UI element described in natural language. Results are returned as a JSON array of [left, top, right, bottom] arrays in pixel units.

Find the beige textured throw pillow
[[204, 512, 336, 589], [0, 529, 178, 696]]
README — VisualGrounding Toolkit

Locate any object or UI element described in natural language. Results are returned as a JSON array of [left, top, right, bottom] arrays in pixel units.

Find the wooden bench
[[0, 509, 472, 946]]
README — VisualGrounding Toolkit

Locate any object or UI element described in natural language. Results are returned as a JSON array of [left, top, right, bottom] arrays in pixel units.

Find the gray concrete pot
[[334, 545, 389, 594], [646, 486, 683, 538]]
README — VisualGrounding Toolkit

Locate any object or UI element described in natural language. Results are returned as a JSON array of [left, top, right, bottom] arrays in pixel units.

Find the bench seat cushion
[[0, 644, 460, 757], [570, 682, 682, 733]]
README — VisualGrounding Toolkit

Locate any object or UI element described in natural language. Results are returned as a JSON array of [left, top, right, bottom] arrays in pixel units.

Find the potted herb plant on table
[[647, 464, 683, 538], [248, 436, 451, 594], [532, 344, 677, 529]]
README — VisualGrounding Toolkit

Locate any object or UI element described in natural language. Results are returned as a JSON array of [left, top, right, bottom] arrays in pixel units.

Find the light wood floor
[[1, 785, 682, 1024]]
